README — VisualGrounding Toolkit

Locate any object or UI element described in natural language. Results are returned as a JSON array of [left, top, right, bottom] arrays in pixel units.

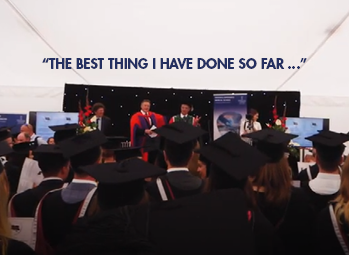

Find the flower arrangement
[[266, 96, 300, 159], [78, 90, 98, 134]]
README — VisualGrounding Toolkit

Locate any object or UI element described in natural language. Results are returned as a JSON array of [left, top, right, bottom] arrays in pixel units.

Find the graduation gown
[[254, 187, 314, 255], [315, 204, 348, 255], [146, 170, 204, 201], [130, 112, 165, 162], [10, 179, 64, 217], [36, 187, 96, 252], [1, 239, 36, 255], [302, 182, 338, 215], [298, 164, 319, 187]]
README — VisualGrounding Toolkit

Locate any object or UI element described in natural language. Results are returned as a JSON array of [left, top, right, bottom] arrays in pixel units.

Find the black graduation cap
[[58, 130, 107, 158], [306, 130, 349, 147], [243, 129, 298, 163], [79, 158, 166, 184], [0, 127, 12, 141], [305, 130, 349, 161], [198, 132, 268, 180], [154, 122, 207, 145], [12, 141, 38, 154], [102, 136, 128, 150], [33, 144, 64, 155], [113, 147, 143, 162], [49, 123, 78, 143]]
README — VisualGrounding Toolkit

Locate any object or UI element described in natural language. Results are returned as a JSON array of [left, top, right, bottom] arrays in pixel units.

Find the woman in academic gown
[[243, 129, 314, 255], [0, 141, 36, 255], [198, 132, 284, 255], [314, 156, 349, 255]]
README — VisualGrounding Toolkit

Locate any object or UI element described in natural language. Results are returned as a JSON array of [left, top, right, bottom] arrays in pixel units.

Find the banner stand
[[213, 94, 248, 140]]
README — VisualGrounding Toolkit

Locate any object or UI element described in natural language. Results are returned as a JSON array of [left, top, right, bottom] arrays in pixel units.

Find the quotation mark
[[42, 58, 49, 63], [288, 58, 307, 69]]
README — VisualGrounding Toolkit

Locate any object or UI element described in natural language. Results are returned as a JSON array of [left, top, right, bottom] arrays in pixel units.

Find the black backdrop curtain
[[63, 84, 300, 142]]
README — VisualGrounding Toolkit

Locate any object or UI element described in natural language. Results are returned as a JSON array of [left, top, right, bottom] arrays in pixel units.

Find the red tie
[[145, 113, 151, 125]]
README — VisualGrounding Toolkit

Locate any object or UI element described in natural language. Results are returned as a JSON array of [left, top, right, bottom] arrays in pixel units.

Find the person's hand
[[145, 129, 153, 135], [194, 116, 201, 123]]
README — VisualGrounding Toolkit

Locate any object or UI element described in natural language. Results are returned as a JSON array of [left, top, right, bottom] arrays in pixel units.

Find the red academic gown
[[130, 111, 165, 162]]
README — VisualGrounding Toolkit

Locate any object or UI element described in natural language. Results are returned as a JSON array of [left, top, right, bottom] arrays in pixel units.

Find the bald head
[[20, 124, 34, 136], [17, 132, 30, 143]]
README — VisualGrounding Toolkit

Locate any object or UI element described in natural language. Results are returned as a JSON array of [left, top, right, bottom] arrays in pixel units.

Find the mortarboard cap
[[102, 136, 128, 150], [154, 122, 207, 145], [33, 144, 64, 155], [12, 141, 38, 154], [49, 123, 78, 143], [198, 132, 268, 180], [306, 130, 349, 147], [305, 130, 349, 161], [113, 147, 143, 161], [58, 130, 107, 158], [79, 158, 166, 184], [243, 129, 298, 163], [0, 127, 12, 141]]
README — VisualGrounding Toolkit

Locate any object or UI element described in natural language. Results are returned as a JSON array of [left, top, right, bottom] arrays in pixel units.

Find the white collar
[[30, 134, 36, 139], [141, 110, 148, 115], [71, 179, 97, 186], [309, 173, 341, 195], [167, 167, 189, 173], [42, 177, 63, 182], [180, 114, 188, 118]]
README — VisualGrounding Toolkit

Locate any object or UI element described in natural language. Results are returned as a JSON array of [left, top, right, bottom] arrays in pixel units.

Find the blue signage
[[0, 114, 27, 134]]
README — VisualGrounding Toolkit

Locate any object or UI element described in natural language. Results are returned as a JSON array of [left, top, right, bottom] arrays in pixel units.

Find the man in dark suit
[[146, 122, 207, 201], [9, 144, 70, 217], [92, 102, 113, 136]]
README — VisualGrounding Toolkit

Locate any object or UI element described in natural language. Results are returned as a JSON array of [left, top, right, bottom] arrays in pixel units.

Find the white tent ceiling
[[1, 0, 349, 131]]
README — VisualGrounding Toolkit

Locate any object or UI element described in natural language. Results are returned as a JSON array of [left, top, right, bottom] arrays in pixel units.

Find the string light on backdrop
[[63, 84, 300, 142]]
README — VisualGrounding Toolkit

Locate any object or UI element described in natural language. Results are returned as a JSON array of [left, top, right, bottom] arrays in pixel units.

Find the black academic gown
[[38, 189, 93, 251], [5, 161, 24, 199], [298, 164, 319, 187], [131, 189, 256, 255], [314, 204, 348, 255], [254, 187, 314, 255], [146, 170, 204, 201], [1, 239, 36, 255], [302, 182, 338, 215], [11, 179, 64, 217]]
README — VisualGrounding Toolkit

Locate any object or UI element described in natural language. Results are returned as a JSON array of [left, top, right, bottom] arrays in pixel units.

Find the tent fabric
[[1, 0, 349, 132]]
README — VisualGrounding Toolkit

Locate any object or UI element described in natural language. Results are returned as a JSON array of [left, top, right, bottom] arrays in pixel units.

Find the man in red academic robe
[[130, 99, 165, 163], [169, 102, 201, 126]]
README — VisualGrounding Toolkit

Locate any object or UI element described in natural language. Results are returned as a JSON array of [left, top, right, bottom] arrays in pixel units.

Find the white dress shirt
[[180, 114, 188, 118], [141, 110, 152, 126], [42, 177, 63, 182], [96, 117, 102, 130], [167, 167, 189, 173], [30, 134, 47, 145]]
